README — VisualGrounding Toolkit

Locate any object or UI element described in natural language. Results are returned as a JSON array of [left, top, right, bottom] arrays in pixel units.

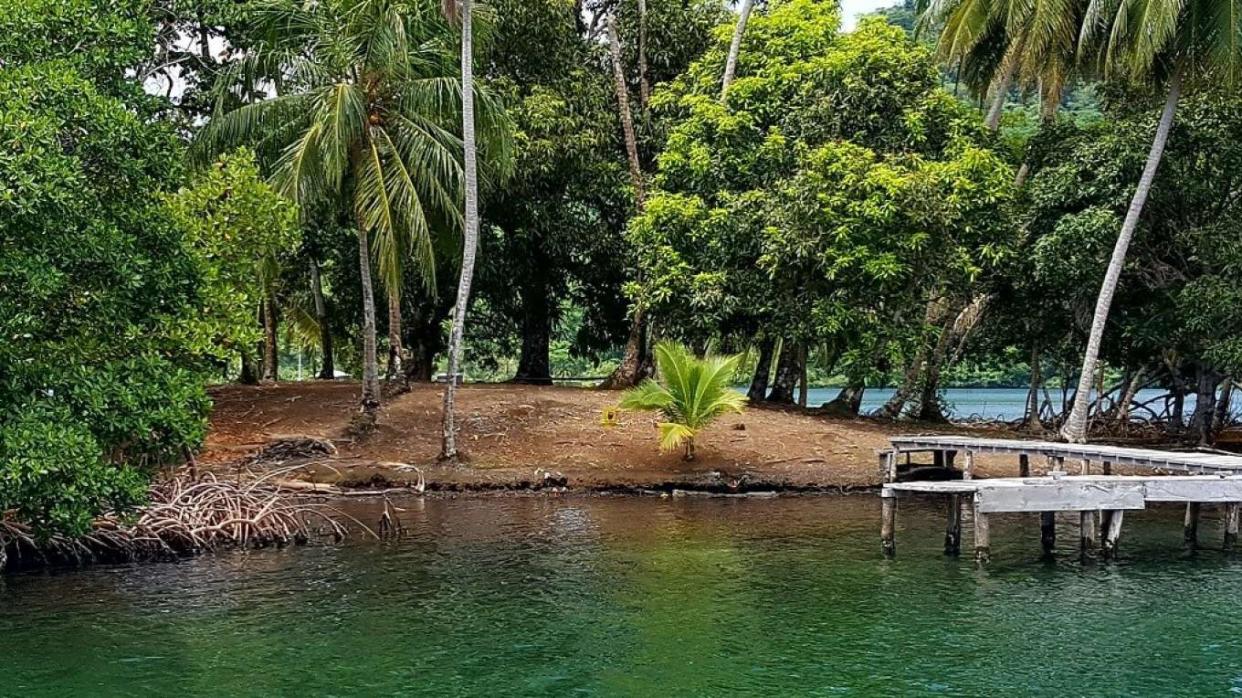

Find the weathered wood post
[[1079, 458, 1091, 475], [881, 494, 897, 558], [1102, 460, 1112, 475], [1019, 453, 1030, 477], [879, 450, 897, 483], [1080, 510, 1098, 552], [1040, 512, 1056, 555], [1224, 503, 1239, 552], [1184, 502, 1201, 550], [963, 451, 975, 480], [934, 449, 945, 469], [945, 450, 957, 471], [973, 494, 990, 564], [945, 494, 962, 556], [1102, 510, 1124, 559]]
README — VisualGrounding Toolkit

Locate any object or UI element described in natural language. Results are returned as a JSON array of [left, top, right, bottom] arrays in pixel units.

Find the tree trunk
[[747, 338, 774, 402], [1023, 344, 1043, 432], [797, 344, 809, 408], [823, 382, 865, 416], [983, 59, 1016, 132], [442, 0, 479, 461], [1062, 70, 1182, 443], [514, 288, 552, 385], [357, 225, 381, 419], [1216, 378, 1235, 431], [767, 341, 799, 404], [636, 0, 650, 108], [600, 14, 649, 390], [720, 0, 755, 101], [386, 289, 404, 383], [309, 259, 334, 379], [261, 290, 279, 383], [607, 16, 645, 208], [1189, 364, 1219, 446], [239, 352, 259, 385]]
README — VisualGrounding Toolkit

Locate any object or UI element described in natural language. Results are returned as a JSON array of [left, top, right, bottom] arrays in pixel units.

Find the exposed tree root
[[0, 474, 351, 572]]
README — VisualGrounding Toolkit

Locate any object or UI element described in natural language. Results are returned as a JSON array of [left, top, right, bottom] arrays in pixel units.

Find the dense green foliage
[[166, 150, 300, 367], [0, 57, 207, 535]]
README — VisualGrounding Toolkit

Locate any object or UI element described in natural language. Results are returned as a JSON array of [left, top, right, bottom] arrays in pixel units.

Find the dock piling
[[944, 494, 962, 556], [973, 496, 990, 564], [881, 495, 896, 558], [1225, 503, 1239, 552], [1102, 510, 1124, 559], [1040, 512, 1056, 554], [1019, 454, 1030, 478], [1080, 511, 1098, 552], [1184, 503, 1201, 550], [963, 451, 975, 481]]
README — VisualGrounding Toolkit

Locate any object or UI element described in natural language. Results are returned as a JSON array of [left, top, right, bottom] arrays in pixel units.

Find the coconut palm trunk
[[721, 0, 755, 100], [1061, 71, 1182, 443], [441, 0, 480, 461], [983, 60, 1015, 131], [309, 258, 334, 379], [600, 14, 649, 390], [637, 0, 650, 107], [357, 223, 382, 420], [386, 289, 404, 383]]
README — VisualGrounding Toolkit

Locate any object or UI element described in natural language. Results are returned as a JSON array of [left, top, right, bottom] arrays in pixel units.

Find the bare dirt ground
[[202, 381, 1023, 492]]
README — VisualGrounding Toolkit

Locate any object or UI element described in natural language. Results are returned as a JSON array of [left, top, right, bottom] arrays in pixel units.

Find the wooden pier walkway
[[878, 436, 1242, 562], [881, 435, 1242, 480]]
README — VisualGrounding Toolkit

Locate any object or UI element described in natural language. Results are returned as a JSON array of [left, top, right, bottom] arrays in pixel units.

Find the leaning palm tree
[[619, 343, 748, 460], [198, 0, 506, 424], [440, 0, 481, 461], [1061, 0, 1242, 442]]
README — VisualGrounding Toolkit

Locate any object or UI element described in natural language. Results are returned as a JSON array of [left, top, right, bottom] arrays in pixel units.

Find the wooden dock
[[878, 436, 1242, 562]]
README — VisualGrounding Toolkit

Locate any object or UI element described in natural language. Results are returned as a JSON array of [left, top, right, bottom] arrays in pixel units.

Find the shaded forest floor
[[199, 381, 1039, 492]]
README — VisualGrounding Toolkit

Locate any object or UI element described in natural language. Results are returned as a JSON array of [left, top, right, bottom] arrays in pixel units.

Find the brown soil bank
[[203, 381, 993, 492]]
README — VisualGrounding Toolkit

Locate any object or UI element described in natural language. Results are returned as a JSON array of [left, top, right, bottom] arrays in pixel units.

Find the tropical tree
[[198, 0, 508, 425], [619, 343, 748, 460], [440, 0, 491, 461], [1, 22, 209, 538], [1060, 0, 1242, 442]]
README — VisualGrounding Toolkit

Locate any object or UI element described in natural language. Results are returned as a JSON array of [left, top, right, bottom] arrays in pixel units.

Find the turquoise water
[[3, 495, 1242, 696], [805, 387, 1241, 422]]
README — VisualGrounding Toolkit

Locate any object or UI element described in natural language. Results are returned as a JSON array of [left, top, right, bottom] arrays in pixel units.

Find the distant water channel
[[805, 386, 1241, 422], [4, 496, 1242, 696]]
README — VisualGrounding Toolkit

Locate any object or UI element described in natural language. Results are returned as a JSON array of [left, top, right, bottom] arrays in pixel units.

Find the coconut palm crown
[[619, 342, 748, 460]]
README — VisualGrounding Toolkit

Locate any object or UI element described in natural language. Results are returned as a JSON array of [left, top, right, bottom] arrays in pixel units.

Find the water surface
[[3, 496, 1241, 696]]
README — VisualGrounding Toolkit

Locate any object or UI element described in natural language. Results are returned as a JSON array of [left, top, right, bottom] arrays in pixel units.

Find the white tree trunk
[[1062, 71, 1182, 443], [357, 225, 381, 416], [441, 0, 479, 460], [721, 0, 755, 101], [983, 60, 1016, 132], [386, 288, 403, 382]]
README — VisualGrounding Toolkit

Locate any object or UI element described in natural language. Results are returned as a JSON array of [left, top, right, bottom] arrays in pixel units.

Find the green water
[[3, 496, 1242, 696]]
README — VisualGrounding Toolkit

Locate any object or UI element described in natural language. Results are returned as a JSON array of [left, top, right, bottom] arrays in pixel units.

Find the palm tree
[[619, 343, 748, 460], [1060, 0, 1236, 441], [920, 0, 1084, 133], [197, 0, 500, 423], [721, 0, 756, 100], [440, 0, 481, 461]]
